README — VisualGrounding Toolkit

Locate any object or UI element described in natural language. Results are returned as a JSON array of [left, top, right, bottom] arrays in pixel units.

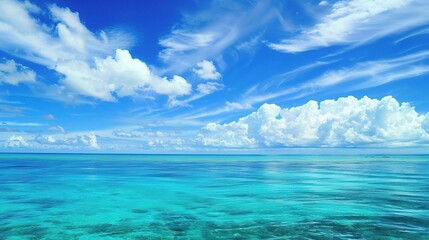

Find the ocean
[[0, 154, 428, 239]]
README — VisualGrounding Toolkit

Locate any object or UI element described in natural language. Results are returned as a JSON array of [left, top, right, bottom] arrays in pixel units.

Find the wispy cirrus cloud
[[268, 0, 429, 53], [180, 101, 252, 120], [244, 50, 429, 106], [159, 0, 282, 73], [0, 104, 26, 114], [168, 81, 224, 107], [1, 121, 46, 127], [47, 126, 66, 134], [395, 27, 429, 44]]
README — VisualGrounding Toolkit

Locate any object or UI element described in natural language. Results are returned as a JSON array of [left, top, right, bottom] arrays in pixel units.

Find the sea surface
[[0, 154, 428, 239]]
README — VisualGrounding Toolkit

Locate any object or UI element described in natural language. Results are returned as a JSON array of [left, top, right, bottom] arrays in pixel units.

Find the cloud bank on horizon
[[200, 96, 429, 148], [0, 0, 429, 153]]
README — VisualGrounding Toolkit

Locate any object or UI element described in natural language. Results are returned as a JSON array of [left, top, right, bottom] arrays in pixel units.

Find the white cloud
[[144, 136, 191, 151], [5, 135, 28, 148], [35, 135, 56, 144], [43, 114, 56, 120], [147, 138, 168, 148], [424, 114, 429, 133], [319, 1, 329, 6], [160, 31, 215, 54], [48, 126, 66, 134], [0, 0, 57, 65], [181, 100, 252, 120], [0, 1, 195, 103], [159, 1, 281, 73], [308, 52, 429, 90], [196, 82, 223, 95], [0, 127, 20, 133], [0, 104, 26, 114], [71, 132, 99, 149], [92, 127, 196, 151], [192, 50, 429, 121], [236, 33, 263, 52], [245, 51, 429, 106], [268, 0, 429, 53], [199, 96, 429, 148], [0, 59, 36, 85], [199, 122, 257, 148], [56, 49, 192, 101], [225, 101, 253, 111], [35, 132, 99, 149], [0, 0, 131, 65], [49, 4, 114, 56], [395, 27, 429, 44], [168, 82, 223, 107], [2, 121, 45, 127], [193, 60, 221, 80], [112, 130, 140, 138]]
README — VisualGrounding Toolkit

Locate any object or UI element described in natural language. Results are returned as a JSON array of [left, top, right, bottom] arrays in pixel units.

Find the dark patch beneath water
[[0, 224, 48, 239], [131, 208, 149, 214], [21, 198, 68, 209]]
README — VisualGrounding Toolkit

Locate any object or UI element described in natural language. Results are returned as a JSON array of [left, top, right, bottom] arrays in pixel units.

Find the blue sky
[[1, 0, 429, 153]]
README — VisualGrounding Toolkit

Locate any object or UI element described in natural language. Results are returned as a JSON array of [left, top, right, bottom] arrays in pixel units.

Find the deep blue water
[[0, 154, 428, 239]]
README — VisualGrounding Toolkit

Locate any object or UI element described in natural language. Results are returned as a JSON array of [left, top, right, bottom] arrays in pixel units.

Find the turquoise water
[[0, 154, 428, 239]]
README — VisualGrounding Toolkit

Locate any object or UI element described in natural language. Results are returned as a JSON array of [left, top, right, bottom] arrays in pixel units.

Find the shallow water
[[0, 154, 428, 239]]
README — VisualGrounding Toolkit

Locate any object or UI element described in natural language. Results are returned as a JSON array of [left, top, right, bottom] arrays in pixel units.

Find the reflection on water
[[0, 154, 428, 239]]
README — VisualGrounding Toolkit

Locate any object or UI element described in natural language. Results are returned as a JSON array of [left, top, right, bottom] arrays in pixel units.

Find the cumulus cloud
[[193, 60, 221, 80], [56, 49, 192, 101], [268, 0, 429, 53], [0, 1, 194, 103], [35, 135, 57, 144], [199, 96, 429, 148], [147, 138, 168, 148], [424, 114, 429, 133], [5, 135, 28, 148], [200, 122, 257, 147], [0, 59, 36, 85], [145, 137, 189, 151], [35, 132, 99, 149]]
